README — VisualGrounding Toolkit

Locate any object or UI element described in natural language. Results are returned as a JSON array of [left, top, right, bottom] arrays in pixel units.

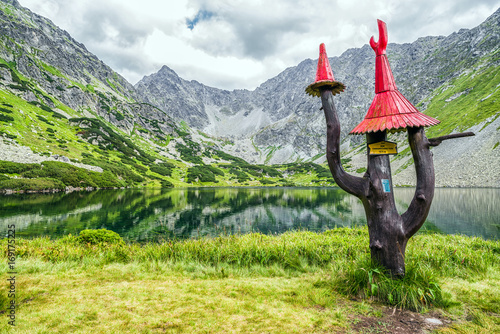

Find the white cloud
[[19, 0, 500, 90], [143, 29, 265, 88]]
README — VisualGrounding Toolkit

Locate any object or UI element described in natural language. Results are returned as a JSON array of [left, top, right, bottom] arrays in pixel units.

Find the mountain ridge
[[135, 15, 497, 162], [1, 0, 343, 190], [0, 0, 498, 188], [135, 7, 500, 185]]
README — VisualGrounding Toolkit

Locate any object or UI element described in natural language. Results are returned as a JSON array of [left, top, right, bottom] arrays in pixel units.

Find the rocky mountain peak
[[135, 8, 500, 169], [2, 0, 20, 7], [157, 65, 181, 79]]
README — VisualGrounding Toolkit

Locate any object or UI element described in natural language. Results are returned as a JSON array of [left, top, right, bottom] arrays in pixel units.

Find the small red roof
[[305, 43, 345, 97], [350, 20, 439, 135]]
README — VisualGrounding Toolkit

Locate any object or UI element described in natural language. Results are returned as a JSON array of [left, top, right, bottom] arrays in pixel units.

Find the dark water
[[0, 187, 498, 242]]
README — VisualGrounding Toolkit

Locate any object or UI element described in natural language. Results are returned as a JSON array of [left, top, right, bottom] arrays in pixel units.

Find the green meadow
[[1, 228, 498, 333]]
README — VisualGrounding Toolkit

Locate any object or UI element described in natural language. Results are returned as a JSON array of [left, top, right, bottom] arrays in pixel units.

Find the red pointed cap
[[306, 43, 345, 97], [350, 20, 439, 134], [315, 43, 334, 82]]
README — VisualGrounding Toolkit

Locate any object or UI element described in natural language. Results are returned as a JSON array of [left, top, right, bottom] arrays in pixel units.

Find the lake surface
[[0, 187, 498, 242]]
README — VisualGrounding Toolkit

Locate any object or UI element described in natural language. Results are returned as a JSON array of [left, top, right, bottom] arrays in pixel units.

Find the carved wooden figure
[[306, 21, 474, 276]]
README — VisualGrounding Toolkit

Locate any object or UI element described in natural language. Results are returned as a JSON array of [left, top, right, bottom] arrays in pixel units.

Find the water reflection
[[0, 187, 498, 242], [398, 188, 500, 239]]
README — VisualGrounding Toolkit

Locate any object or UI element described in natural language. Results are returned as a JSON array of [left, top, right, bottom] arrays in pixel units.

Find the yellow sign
[[368, 141, 398, 155]]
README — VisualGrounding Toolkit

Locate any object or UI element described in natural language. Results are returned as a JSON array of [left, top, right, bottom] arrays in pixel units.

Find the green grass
[[332, 258, 449, 312], [264, 145, 281, 164], [0, 160, 125, 190], [421, 61, 500, 138], [0, 177, 65, 191], [0, 228, 498, 333]]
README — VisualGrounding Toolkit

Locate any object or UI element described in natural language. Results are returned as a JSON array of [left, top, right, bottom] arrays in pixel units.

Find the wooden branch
[[402, 127, 435, 238], [403, 130, 474, 235], [428, 132, 475, 147], [320, 89, 368, 199]]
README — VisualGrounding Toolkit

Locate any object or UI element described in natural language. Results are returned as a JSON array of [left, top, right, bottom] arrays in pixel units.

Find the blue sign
[[381, 179, 391, 193]]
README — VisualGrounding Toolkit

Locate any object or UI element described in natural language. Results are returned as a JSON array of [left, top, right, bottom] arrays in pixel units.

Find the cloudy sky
[[20, 0, 500, 90]]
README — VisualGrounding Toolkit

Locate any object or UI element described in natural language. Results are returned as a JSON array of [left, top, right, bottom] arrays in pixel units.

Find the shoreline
[[1, 184, 499, 195], [0, 185, 128, 195]]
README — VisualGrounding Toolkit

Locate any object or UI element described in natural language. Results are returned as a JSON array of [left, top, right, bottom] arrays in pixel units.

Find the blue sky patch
[[186, 10, 214, 30]]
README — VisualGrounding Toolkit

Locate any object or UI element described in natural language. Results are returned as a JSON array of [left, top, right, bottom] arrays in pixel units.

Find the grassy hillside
[[422, 53, 500, 138], [0, 74, 335, 191]]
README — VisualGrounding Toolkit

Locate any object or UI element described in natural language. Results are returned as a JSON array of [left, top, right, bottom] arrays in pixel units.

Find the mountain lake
[[1, 187, 498, 241]]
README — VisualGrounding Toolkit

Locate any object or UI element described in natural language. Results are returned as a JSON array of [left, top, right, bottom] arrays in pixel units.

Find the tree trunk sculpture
[[307, 21, 474, 276], [322, 89, 429, 275], [320, 89, 473, 276]]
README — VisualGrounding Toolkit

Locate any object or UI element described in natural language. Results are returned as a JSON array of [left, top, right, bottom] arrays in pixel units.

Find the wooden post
[[321, 88, 440, 276], [314, 21, 474, 277]]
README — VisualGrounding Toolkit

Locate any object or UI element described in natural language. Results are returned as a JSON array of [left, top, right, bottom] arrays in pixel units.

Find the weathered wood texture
[[428, 132, 475, 147], [321, 88, 437, 276]]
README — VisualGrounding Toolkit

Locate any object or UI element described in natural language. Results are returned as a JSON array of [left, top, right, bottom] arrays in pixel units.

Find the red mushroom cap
[[305, 43, 345, 97], [350, 20, 439, 134]]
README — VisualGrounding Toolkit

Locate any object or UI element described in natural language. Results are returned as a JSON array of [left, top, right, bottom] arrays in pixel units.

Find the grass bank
[[1, 228, 499, 333]]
